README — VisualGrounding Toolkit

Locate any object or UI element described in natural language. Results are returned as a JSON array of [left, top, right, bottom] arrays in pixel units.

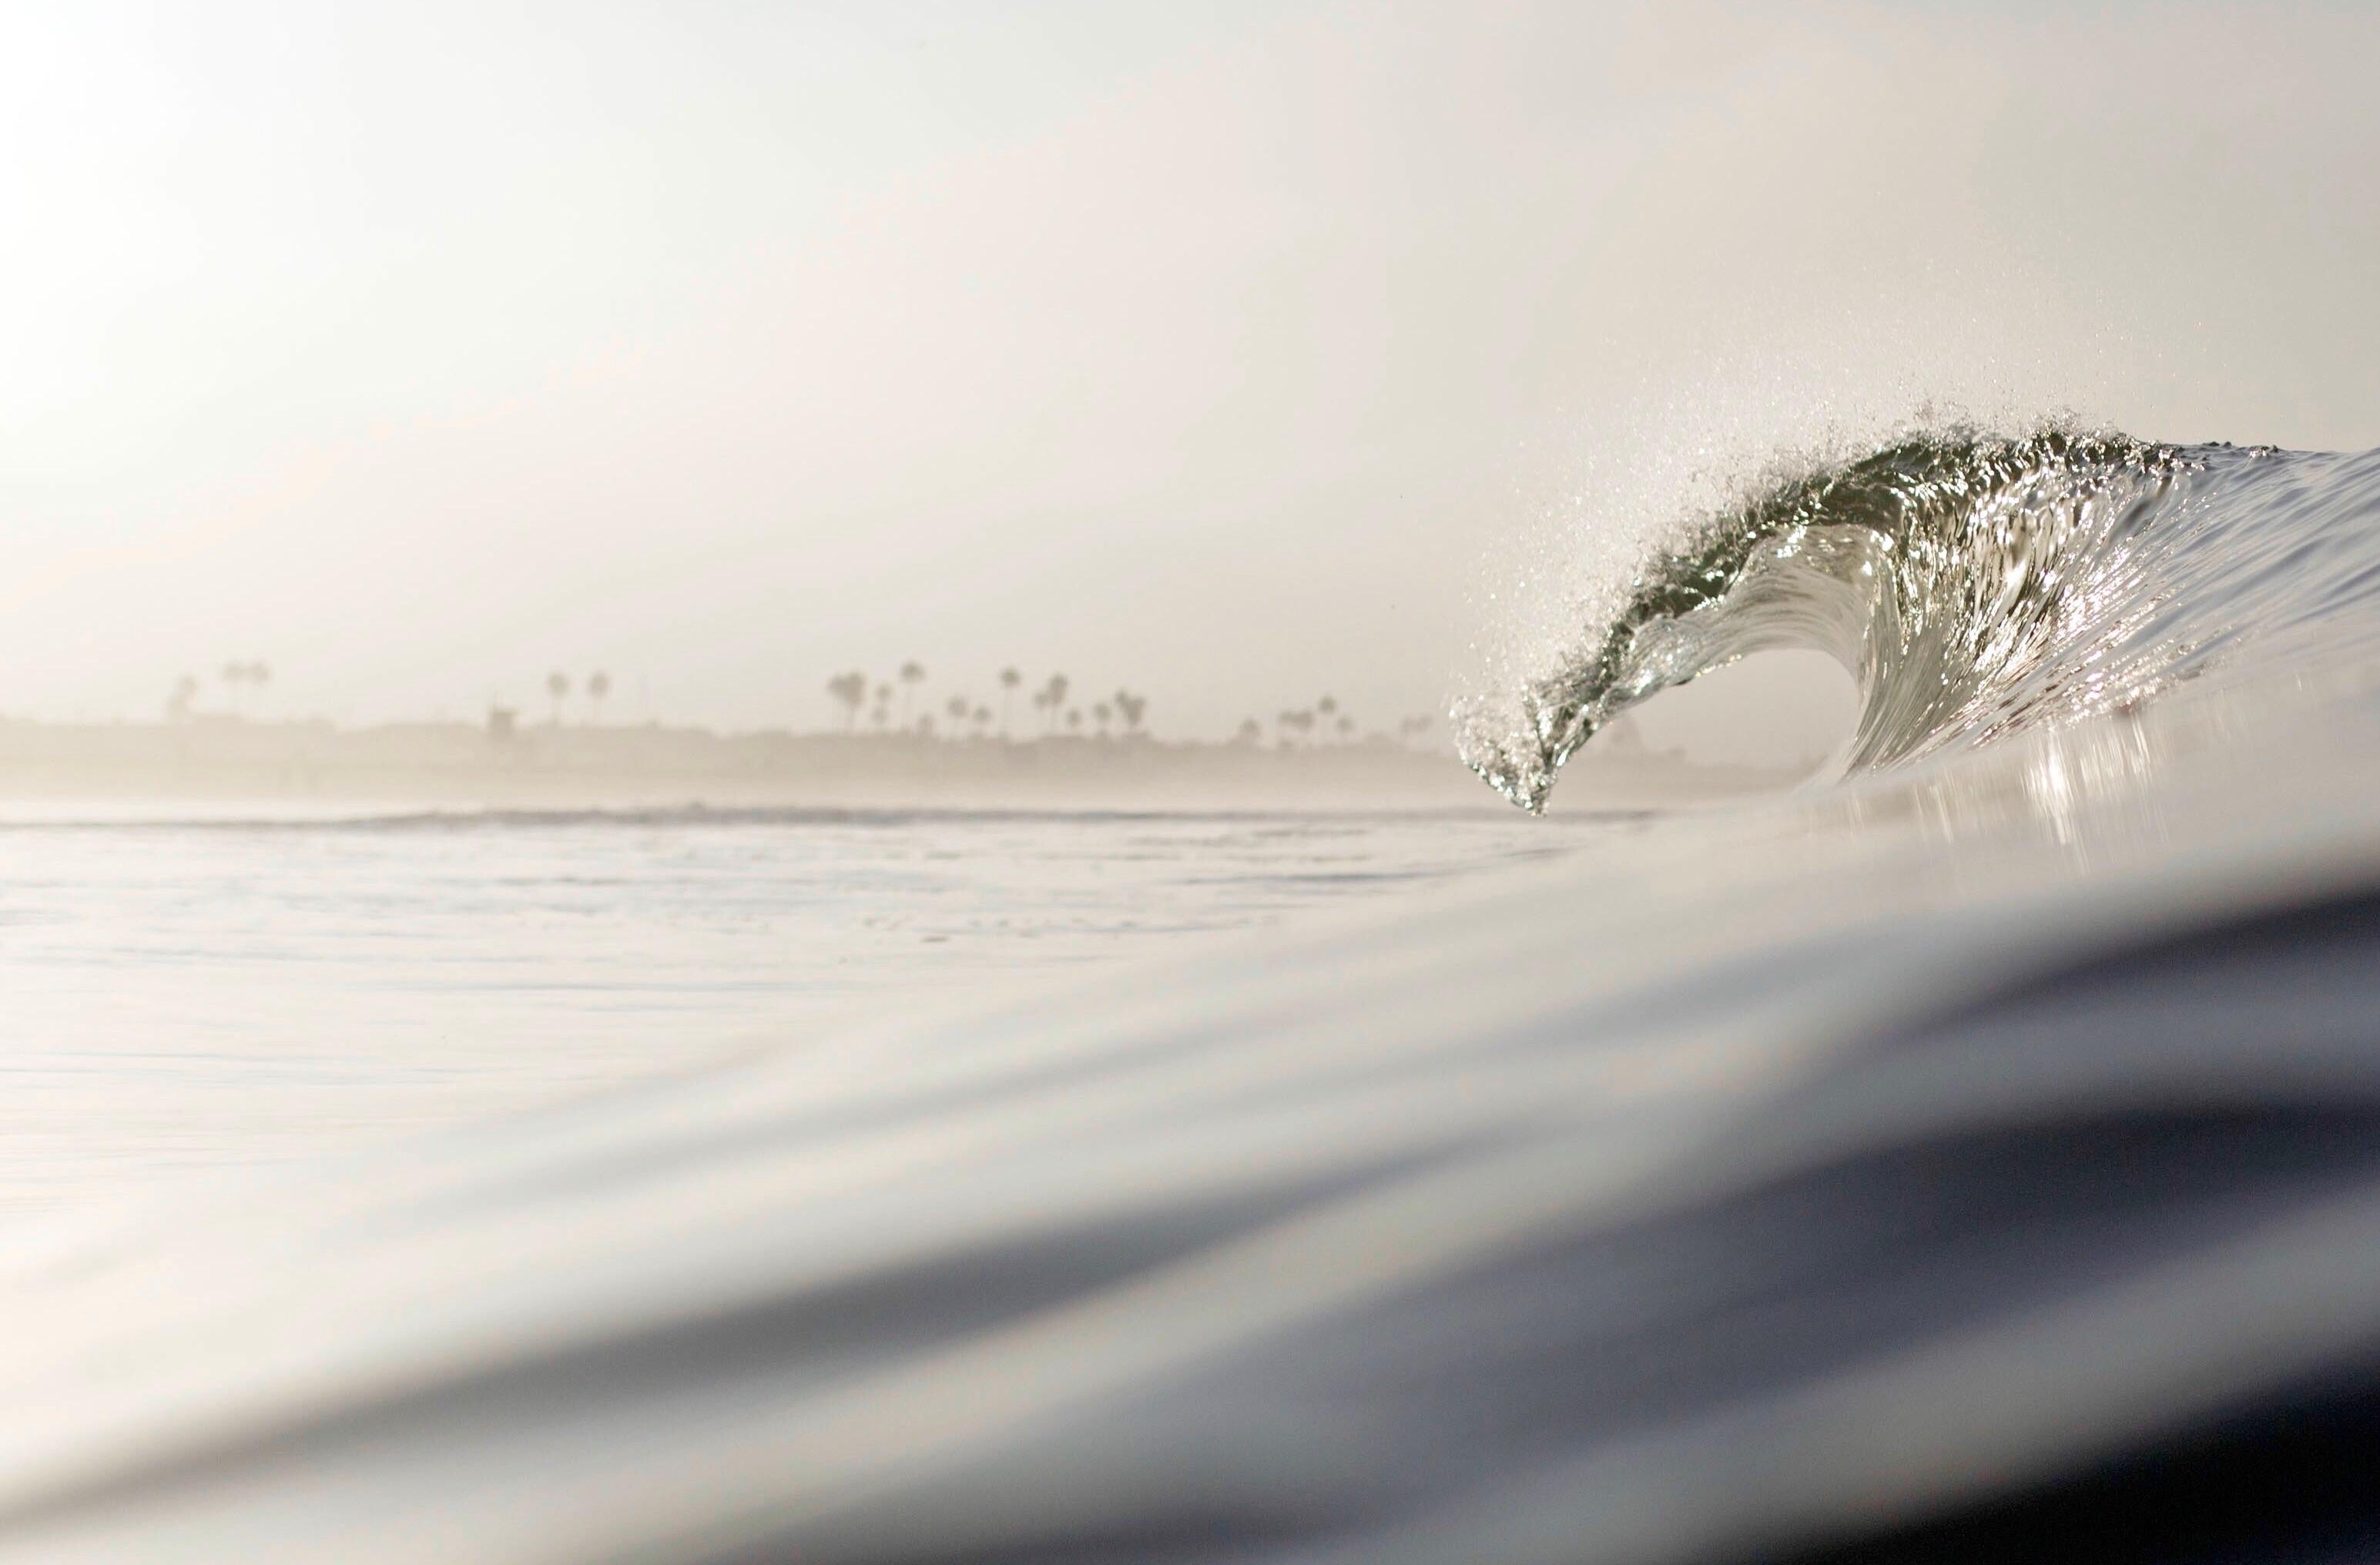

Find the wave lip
[[1463, 428, 2380, 812]]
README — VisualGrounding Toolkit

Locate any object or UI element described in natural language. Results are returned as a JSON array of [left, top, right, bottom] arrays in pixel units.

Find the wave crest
[[1454, 427, 2348, 811]]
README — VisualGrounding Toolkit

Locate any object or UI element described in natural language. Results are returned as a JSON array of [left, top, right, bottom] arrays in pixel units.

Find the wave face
[[1463, 431, 2380, 809]]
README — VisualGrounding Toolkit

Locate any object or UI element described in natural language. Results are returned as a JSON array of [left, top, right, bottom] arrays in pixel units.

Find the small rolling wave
[[1463, 429, 2380, 811]]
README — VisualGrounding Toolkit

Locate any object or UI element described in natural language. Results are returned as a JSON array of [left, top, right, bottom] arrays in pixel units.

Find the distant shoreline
[[0, 718, 1804, 814]]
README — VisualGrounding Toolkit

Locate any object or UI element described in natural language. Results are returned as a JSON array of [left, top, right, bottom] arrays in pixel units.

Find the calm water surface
[[0, 808, 1584, 1214]]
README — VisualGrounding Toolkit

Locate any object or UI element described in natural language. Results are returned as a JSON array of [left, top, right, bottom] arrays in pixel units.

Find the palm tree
[[1115, 691, 1148, 736], [1235, 717, 1262, 746], [947, 695, 970, 725], [826, 672, 867, 730], [973, 705, 992, 736], [1316, 695, 1337, 742], [586, 670, 612, 725], [1092, 701, 1112, 738], [898, 662, 926, 726], [1065, 707, 1082, 732], [1337, 715, 1355, 742], [998, 667, 1022, 736], [219, 660, 271, 715], [1039, 674, 1069, 734], [545, 671, 571, 724]]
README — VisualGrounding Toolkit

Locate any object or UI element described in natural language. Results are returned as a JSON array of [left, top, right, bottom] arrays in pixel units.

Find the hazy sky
[[5, 2, 2377, 735]]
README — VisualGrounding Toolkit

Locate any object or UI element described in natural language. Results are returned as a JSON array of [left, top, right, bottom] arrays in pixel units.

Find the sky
[[4, 1, 2377, 738]]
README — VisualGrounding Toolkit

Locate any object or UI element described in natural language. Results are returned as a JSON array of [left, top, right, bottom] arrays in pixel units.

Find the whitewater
[[3, 427, 2379, 1563]]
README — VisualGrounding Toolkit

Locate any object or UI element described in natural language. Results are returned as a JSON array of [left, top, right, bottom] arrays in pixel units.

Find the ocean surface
[[0, 807, 1575, 1215], [5, 426, 2380, 1563]]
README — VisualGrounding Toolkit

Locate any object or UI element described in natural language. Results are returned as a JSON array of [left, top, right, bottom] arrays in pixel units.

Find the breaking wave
[[1463, 429, 2380, 810]]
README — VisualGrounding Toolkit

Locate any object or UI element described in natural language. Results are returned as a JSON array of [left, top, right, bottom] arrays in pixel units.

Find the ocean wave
[[1462, 430, 2380, 810], [11, 425, 2380, 1563]]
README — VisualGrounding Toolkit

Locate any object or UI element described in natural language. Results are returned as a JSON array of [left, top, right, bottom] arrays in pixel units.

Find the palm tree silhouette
[[1337, 715, 1355, 741], [218, 660, 272, 715], [998, 668, 1022, 736], [1115, 691, 1148, 736], [947, 695, 970, 726], [220, 662, 258, 715], [898, 662, 926, 726], [1039, 674, 1069, 734], [587, 670, 612, 725], [1065, 707, 1082, 732], [1092, 701, 1112, 738], [973, 705, 992, 736], [1235, 718, 1261, 746], [1316, 695, 1337, 742], [826, 672, 867, 730], [545, 671, 571, 725]]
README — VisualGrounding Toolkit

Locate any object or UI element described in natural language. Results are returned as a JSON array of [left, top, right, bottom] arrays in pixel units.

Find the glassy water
[[0, 807, 1580, 1215]]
